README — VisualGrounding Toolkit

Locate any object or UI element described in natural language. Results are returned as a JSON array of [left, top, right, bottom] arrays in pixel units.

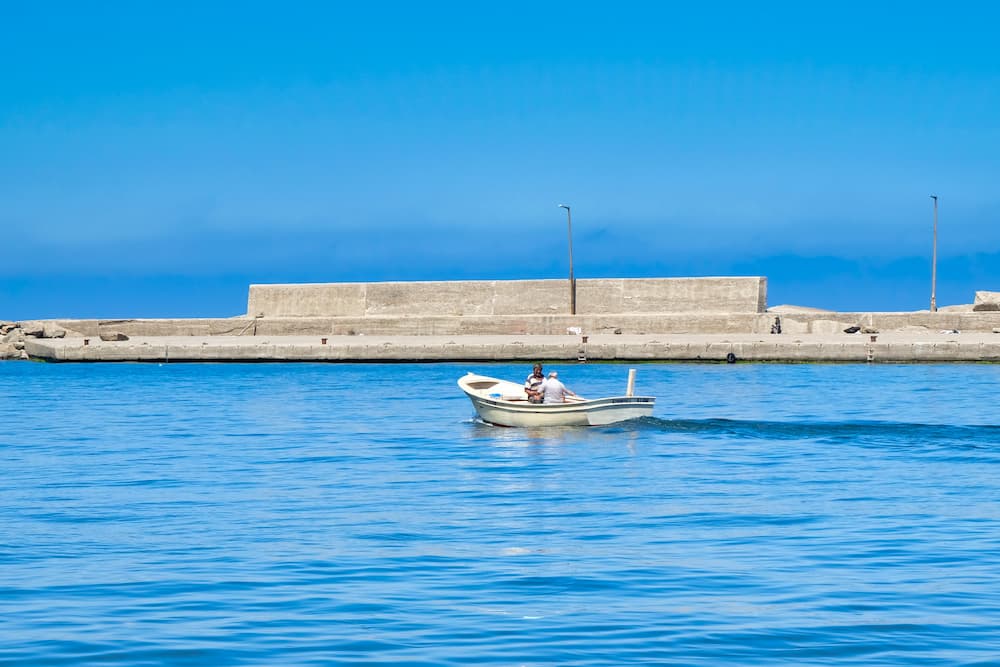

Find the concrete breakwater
[[5, 278, 1000, 362], [18, 332, 1000, 363]]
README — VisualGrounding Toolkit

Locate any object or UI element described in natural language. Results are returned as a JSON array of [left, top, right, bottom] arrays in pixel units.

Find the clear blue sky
[[3, 2, 999, 319]]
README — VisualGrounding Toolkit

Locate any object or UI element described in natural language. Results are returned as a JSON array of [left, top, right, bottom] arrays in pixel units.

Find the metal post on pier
[[558, 204, 576, 315], [930, 195, 938, 312]]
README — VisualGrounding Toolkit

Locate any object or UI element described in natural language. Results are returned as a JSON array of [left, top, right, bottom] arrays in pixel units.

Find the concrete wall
[[246, 277, 768, 318]]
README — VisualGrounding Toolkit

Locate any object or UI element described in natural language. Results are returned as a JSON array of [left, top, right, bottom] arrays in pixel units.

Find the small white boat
[[458, 371, 655, 427]]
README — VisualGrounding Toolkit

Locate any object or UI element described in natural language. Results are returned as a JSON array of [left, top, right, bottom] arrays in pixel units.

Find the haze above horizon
[[3, 2, 999, 320]]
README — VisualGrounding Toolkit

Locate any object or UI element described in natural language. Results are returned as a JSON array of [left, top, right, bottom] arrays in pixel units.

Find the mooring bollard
[[321, 338, 328, 345], [83, 338, 90, 346]]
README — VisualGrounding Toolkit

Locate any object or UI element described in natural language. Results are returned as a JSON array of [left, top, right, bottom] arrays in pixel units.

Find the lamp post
[[930, 195, 938, 312], [558, 204, 576, 315]]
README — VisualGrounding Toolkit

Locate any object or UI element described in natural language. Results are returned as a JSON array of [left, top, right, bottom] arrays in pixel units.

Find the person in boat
[[524, 363, 545, 403], [540, 370, 576, 404]]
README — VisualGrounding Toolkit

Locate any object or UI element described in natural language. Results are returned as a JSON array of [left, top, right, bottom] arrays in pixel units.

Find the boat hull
[[458, 373, 654, 427]]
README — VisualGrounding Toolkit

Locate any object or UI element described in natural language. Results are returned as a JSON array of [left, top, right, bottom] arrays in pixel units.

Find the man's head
[[548, 371, 558, 379], [533, 363, 543, 376]]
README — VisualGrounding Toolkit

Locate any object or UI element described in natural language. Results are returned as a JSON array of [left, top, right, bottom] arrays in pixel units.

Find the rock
[[20, 321, 44, 337], [12, 341, 25, 350], [100, 332, 130, 342], [0, 322, 16, 335], [843, 326, 861, 334], [972, 291, 1000, 311], [1, 342, 29, 360], [860, 327, 879, 334], [974, 290, 1000, 306], [939, 304, 975, 313], [41, 324, 67, 339], [2, 328, 24, 343]]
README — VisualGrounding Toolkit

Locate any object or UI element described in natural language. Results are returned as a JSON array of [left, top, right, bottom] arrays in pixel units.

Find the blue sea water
[[1, 361, 999, 666]]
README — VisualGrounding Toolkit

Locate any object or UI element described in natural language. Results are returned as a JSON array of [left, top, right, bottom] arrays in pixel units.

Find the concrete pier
[[7, 277, 1000, 362], [22, 331, 1000, 363]]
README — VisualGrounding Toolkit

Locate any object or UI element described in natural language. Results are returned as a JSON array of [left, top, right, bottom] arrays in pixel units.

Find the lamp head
[[558, 203, 570, 209]]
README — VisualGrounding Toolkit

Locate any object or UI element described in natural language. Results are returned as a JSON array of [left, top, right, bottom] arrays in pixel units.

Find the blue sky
[[3, 2, 999, 319]]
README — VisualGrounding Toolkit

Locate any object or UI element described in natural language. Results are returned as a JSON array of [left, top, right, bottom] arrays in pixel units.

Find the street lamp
[[930, 195, 938, 312], [558, 204, 576, 315]]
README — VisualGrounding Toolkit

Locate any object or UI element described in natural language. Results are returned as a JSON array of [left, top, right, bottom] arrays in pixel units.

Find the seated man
[[540, 370, 576, 403], [524, 363, 545, 403]]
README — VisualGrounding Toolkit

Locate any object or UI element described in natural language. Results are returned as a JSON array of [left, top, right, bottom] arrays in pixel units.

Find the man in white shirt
[[540, 371, 576, 404]]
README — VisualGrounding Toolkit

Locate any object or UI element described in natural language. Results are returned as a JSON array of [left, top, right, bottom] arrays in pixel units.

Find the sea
[[1, 361, 999, 666]]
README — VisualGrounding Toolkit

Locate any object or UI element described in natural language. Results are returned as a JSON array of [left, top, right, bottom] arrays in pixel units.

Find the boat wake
[[606, 416, 1000, 447]]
